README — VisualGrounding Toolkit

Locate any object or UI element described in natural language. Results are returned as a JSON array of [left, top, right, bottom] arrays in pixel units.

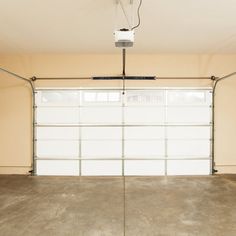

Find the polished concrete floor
[[0, 175, 236, 236]]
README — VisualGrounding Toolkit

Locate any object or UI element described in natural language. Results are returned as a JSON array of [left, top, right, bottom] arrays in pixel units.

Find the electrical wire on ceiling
[[132, 0, 143, 30], [118, 0, 132, 29], [117, 0, 143, 30]]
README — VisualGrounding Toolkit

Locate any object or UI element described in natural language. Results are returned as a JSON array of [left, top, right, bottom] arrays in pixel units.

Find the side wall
[[0, 84, 32, 174], [0, 53, 236, 174]]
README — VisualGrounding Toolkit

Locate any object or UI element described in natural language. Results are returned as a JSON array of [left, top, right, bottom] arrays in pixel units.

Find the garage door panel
[[124, 127, 165, 139], [82, 127, 122, 140], [36, 127, 79, 140], [124, 160, 165, 175], [81, 141, 122, 158], [36, 160, 79, 176], [168, 140, 210, 157], [80, 107, 122, 123], [167, 107, 211, 124], [124, 107, 165, 123], [37, 107, 79, 124], [167, 127, 210, 139], [81, 160, 122, 176], [37, 140, 79, 158], [167, 160, 210, 175], [125, 140, 165, 157]]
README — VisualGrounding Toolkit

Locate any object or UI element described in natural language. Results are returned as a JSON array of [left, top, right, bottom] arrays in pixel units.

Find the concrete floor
[[0, 176, 236, 236]]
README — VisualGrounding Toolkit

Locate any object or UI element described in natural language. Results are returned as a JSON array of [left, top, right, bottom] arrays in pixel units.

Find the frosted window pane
[[126, 91, 165, 105], [167, 90, 211, 105], [82, 91, 121, 105], [84, 92, 96, 102], [37, 91, 79, 106], [109, 92, 120, 102], [97, 93, 108, 102]]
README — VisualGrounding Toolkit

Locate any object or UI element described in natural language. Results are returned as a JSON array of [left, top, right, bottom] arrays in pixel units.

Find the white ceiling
[[0, 0, 236, 54]]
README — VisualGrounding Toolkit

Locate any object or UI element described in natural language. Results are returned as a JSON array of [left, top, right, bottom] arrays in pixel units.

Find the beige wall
[[0, 84, 32, 174], [0, 53, 236, 174]]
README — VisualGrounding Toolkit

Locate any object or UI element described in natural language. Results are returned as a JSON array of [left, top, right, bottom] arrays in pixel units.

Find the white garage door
[[35, 88, 212, 176]]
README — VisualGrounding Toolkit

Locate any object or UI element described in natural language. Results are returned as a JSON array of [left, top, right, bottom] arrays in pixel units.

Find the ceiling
[[0, 0, 236, 54]]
